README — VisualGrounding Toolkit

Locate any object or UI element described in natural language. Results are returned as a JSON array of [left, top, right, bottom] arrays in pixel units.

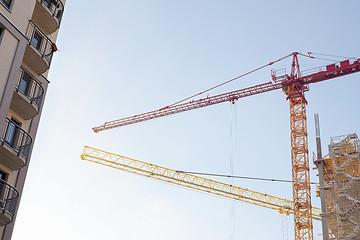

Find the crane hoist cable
[[229, 102, 236, 240]]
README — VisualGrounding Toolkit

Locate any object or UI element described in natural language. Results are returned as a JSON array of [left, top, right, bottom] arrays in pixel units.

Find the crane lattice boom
[[93, 56, 360, 133], [93, 81, 282, 132], [81, 146, 321, 221]]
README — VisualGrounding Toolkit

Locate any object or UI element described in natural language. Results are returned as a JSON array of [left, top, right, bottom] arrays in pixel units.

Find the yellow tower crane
[[81, 146, 322, 221]]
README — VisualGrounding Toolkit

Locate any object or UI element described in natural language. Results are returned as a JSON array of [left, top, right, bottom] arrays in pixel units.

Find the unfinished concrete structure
[[316, 133, 360, 239]]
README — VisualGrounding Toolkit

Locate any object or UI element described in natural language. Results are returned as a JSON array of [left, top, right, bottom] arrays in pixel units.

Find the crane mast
[[286, 53, 313, 240], [81, 146, 322, 221]]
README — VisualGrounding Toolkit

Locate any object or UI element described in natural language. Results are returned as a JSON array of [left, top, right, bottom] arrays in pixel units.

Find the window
[[0, 28, 3, 45], [0, 170, 7, 182], [43, 0, 50, 7], [0, 169, 8, 204], [31, 31, 43, 50], [19, 71, 32, 96], [1, 0, 12, 9], [42, 0, 60, 11], [4, 118, 20, 148]]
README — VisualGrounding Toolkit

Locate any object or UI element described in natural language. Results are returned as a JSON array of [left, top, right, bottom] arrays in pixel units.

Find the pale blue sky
[[12, 1, 360, 239]]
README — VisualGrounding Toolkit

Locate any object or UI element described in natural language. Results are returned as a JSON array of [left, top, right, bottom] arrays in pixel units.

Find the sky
[[11, 1, 360, 240]]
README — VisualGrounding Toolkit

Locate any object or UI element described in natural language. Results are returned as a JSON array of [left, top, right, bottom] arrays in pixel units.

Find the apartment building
[[0, 0, 65, 239]]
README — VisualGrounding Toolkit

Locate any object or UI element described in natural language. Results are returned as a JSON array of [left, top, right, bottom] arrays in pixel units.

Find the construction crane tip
[[92, 127, 100, 133]]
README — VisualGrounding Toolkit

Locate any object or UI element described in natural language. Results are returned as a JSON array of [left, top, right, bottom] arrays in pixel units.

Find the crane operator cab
[[282, 78, 306, 98]]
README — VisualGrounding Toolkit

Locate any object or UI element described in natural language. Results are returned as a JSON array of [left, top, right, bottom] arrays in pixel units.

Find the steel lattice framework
[[289, 97, 313, 239], [81, 146, 322, 221], [285, 54, 313, 240]]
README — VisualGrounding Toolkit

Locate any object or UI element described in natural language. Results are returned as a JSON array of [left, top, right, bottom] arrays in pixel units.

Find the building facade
[[0, 0, 65, 239]]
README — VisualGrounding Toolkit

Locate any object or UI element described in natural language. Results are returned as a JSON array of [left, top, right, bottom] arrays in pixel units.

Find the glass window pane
[[0, 170, 6, 181], [43, 0, 50, 7], [31, 31, 43, 50], [19, 79, 29, 95], [31, 38, 39, 49], [19, 73, 31, 95], [4, 122, 16, 146]]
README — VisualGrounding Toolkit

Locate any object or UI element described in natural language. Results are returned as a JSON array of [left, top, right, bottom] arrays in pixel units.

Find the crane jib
[[92, 81, 283, 132], [81, 146, 322, 220], [92, 58, 360, 133]]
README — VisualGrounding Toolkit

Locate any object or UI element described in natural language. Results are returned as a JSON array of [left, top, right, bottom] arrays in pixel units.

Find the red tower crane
[[92, 52, 360, 240]]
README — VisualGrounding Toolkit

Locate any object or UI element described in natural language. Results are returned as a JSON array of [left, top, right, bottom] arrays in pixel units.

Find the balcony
[[0, 118, 32, 170], [23, 21, 55, 75], [33, 0, 64, 34], [0, 180, 19, 226], [10, 68, 44, 120]]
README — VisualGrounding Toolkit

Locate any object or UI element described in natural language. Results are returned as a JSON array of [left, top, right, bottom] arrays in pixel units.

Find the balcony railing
[[16, 68, 44, 109], [37, 0, 64, 25], [1, 118, 32, 163], [25, 20, 55, 69], [0, 180, 19, 225]]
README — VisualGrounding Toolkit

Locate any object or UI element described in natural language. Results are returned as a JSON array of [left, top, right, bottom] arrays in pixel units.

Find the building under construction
[[315, 133, 360, 240]]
